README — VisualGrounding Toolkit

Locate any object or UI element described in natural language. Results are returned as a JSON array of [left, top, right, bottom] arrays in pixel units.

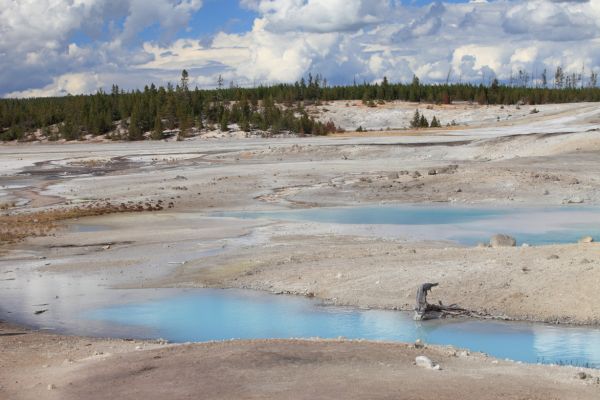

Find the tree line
[[3, 69, 600, 141]]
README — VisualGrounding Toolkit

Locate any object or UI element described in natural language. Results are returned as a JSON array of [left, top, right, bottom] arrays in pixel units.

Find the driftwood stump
[[415, 282, 438, 318], [414, 282, 469, 321]]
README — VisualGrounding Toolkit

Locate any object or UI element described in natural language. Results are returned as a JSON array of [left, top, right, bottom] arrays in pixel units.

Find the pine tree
[[128, 110, 142, 141], [240, 113, 250, 132], [60, 119, 79, 140], [180, 69, 189, 91], [555, 66, 565, 89], [410, 109, 421, 128], [430, 116, 441, 128], [409, 75, 421, 102], [220, 109, 229, 131], [151, 113, 163, 140], [419, 114, 429, 128]]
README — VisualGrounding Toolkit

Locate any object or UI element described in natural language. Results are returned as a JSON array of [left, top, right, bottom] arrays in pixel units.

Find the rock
[[415, 356, 434, 369], [47, 384, 56, 390], [547, 254, 559, 260], [428, 169, 437, 176], [521, 243, 530, 247], [476, 242, 490, 248], [577, 372, 588, 380], [489, 234, 517, 248], [414, 339, 425, 349], [543, 190, 550, 195], [412, 171, 422, 178], [563, 197, 584, 204], [437, 165, 459, 174], [579, 236, 594, 244]]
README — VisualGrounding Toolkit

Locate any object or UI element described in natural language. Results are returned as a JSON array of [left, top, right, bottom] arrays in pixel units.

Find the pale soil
[[2, 101, 600, 398], [1, 322, 599, 400], [311, 100, 599, 132], [156, 234, 600, 324]]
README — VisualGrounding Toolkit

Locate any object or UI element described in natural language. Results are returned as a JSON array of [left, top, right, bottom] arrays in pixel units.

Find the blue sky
[[2, 0, 600, 97]]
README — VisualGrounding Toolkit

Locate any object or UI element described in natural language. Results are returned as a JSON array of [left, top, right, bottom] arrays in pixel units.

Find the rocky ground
[[2, 101, 600, 398], [2, 321, 599, 400]]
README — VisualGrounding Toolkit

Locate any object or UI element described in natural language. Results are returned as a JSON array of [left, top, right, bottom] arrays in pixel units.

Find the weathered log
[[415, 282, 438, 315], [414, 283, 469, 321]]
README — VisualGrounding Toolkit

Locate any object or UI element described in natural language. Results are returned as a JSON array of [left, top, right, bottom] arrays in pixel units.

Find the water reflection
[[86, 290, 600, 368], [533, 325, 600, 366]]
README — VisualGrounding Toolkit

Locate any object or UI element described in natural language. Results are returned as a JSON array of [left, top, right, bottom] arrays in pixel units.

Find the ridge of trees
[[2, 69, 600, 142]]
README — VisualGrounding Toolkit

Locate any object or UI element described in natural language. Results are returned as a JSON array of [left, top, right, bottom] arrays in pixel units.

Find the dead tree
[[415, 282, 438, 317], [414, 283, 470, 320]]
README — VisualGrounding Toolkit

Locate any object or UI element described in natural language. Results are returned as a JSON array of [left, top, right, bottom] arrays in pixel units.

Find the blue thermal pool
[[214, 205, 600, 245], [84, 289, 600, 368]]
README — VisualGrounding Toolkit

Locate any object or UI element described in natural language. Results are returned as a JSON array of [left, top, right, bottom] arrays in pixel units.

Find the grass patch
[[0, 200, 167, 243]]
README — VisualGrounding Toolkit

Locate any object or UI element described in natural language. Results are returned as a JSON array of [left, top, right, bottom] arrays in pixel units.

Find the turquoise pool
[[215, 205, 600, 245]]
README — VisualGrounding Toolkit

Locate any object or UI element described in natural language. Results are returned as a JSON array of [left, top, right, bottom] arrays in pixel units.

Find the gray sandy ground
[[1, 322, 599, 400]]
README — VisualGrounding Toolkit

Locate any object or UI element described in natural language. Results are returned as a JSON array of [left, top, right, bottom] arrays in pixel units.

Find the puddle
[[85, 289, 600, 368], [215, 205, 600, 245]]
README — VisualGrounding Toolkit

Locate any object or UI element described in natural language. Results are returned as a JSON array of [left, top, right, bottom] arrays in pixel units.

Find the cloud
[[502, 0, 597, 41], [0, 0, 202, 96], [254, 0, 390, 33], [4, 0, 600, 97]]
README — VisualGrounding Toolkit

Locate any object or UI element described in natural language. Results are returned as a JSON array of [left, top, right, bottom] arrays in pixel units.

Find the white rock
[[579, 236, 594, 244], [415, 355, 435, 369], [563, 197, 584, 204]]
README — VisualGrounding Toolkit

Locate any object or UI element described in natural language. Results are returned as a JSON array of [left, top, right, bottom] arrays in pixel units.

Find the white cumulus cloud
[[4, 0, 600, 97]]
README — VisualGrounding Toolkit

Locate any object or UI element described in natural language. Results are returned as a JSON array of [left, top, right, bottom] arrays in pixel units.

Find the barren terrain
[[2, 101, 600, 398], [2, 321, 600, 400]]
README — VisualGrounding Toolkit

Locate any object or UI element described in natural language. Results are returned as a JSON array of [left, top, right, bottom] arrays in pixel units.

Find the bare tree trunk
[[414, 283, 469, 321], [415, 283, 438, 317]]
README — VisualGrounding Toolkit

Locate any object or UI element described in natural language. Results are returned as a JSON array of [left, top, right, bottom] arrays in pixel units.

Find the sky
[[1, 0, 600, 98]]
